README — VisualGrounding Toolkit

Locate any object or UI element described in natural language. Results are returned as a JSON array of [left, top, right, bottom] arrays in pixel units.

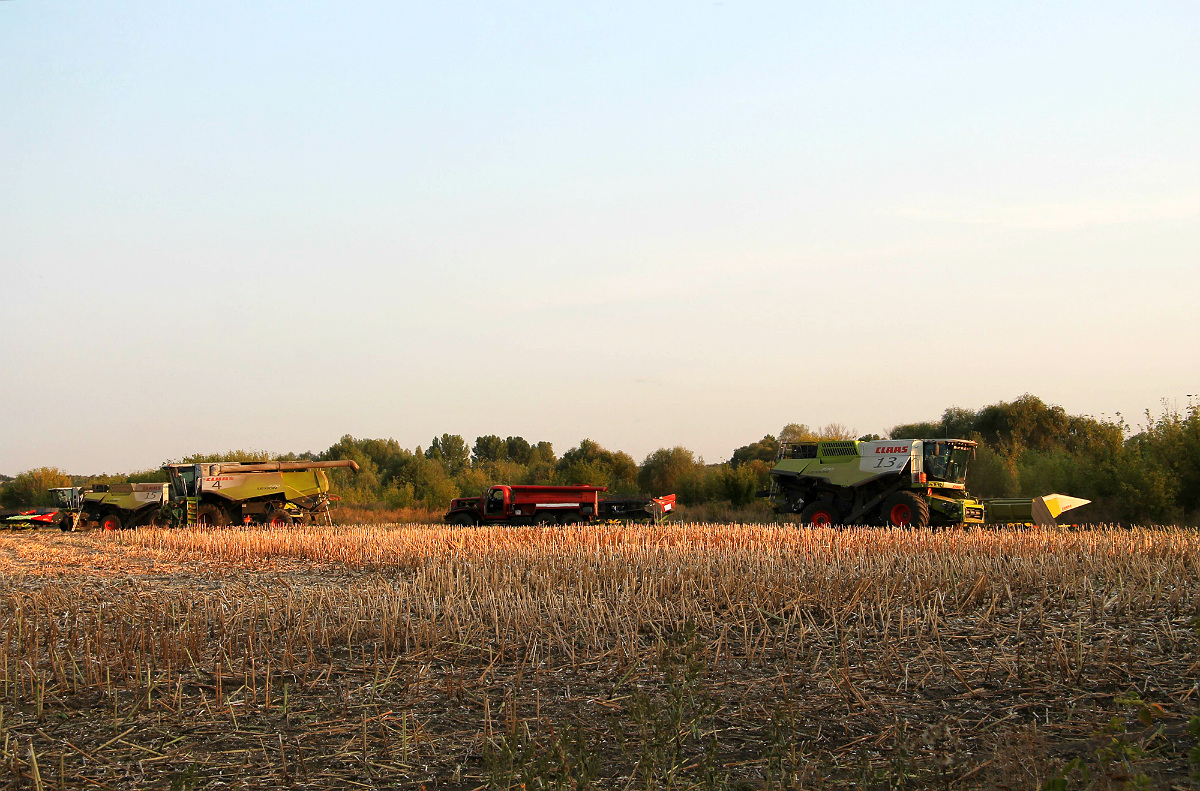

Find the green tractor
[[765, 438, 1088, 527]]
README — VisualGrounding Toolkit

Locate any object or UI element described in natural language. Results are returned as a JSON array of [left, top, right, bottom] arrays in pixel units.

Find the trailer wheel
[[881, 491, 930, 528], [800, 503, 839, 527], [100, 513, 123, 532], [195, 504, 228, 527]]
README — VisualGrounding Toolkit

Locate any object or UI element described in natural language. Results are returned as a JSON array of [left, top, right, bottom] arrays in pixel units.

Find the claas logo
[[875, 446, 909, 454]]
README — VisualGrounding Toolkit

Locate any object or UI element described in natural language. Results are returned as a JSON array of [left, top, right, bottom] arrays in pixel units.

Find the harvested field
[[0, 524, 1197, 790]]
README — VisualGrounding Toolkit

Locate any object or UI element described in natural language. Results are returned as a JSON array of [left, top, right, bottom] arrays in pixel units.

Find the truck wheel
[[448, 513, 475, 526], [800, 503, 839, 527], [534, 512, 557, 525], [100, 513, 123, 532], [881, 491, 930, 528], [266, 509, 293, 527], [196, 504, 228, 527]]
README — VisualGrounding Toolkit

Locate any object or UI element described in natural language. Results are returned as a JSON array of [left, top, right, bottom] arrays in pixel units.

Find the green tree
[[472, 435, 505, 465], [411, 457, 460, 508], [965, 444, 1018, 498], [504, 436, 532, 465], [888, 421, 943, 439], [778, 424, 818, 444], [426, 434, 470, 475], [557, 439, 638, 494], [529, 441, 556, 466], [0, 467, 72, 508], [638, 447, 710, 505], [731, 435, 778, 467], [718, 464, 761, 507]]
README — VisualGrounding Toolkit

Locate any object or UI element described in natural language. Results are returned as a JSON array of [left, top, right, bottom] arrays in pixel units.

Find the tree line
[[2, 394, 1197, 524]]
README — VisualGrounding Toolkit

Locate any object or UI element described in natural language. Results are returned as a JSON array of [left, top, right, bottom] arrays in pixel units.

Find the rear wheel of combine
[[100, 513, 123, 532], [266, 509, 293, 528], [139, 510, 170, 528], [800, 503, 839, 527], [195, 504, 228, 527], [881, 491, 930, 528]]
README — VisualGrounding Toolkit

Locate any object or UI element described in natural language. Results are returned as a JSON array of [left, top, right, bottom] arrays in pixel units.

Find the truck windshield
[[923, 443, 972, 483]]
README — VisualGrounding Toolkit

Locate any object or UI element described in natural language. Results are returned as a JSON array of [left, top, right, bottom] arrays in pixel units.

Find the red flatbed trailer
[[445, 484, 675, 526]]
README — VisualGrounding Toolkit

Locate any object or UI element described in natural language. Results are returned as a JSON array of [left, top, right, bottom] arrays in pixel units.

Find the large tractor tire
[[195, 504, 229, 527], [100, 513, 124, 532], [800, 502, 840, 527], [881, 491, 930, 528]]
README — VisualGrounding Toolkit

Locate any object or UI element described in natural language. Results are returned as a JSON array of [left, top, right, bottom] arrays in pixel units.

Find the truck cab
[[483, 485, 511, 518]]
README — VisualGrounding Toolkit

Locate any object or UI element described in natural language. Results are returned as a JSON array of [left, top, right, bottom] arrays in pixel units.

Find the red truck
[[445, 484, 676, 526]]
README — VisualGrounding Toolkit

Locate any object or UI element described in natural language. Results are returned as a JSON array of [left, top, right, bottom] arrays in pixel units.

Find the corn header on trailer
[[765, 438, 1089, 527], [72, 460, 360, 530]]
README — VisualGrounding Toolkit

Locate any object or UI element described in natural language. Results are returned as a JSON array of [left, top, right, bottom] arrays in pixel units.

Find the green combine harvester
[[765, 438, 1089, 527], [71, 460, 360, 530]]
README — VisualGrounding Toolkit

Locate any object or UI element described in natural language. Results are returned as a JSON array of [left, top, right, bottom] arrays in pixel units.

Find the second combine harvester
[[74, 459, 360, 530], [766, 437, 1089, 527]]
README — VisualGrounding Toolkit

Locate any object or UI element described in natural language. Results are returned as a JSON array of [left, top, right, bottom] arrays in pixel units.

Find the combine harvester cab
[[767, 438, 1089, 527], [164, 459, 360, 526]]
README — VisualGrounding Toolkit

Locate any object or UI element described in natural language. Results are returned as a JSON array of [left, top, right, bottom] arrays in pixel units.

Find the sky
[[1, 1, 1198, 474]]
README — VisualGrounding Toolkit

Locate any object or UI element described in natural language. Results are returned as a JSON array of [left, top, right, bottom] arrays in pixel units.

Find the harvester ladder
[[186, 497, 199, 526]]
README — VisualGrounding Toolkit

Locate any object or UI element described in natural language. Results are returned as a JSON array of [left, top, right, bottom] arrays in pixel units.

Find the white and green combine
[[73, 460, 359, 530], [766, 438, 1089, 527]]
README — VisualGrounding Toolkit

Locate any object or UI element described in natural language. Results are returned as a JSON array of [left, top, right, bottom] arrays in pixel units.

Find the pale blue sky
[[2, 2, 1198, 474]]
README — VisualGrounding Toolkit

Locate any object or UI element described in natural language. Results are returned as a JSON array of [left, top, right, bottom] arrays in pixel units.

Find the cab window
[[485, 488, 505, 515], [170, 467, 198, 498]]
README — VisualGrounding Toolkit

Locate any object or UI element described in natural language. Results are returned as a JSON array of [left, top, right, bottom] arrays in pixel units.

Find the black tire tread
[[881, 491, 930, 527]]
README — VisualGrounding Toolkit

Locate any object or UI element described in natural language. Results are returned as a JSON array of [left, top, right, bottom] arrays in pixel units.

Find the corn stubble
[[0, 523, 1197, 790]]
